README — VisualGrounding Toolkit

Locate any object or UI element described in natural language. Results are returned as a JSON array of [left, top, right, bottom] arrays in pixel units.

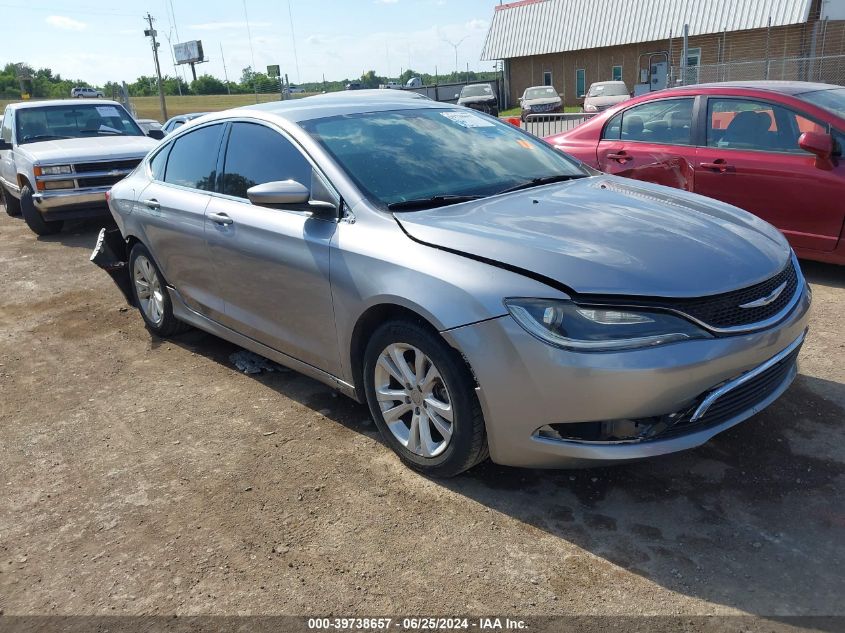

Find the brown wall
[[504, 19, 845, 108]]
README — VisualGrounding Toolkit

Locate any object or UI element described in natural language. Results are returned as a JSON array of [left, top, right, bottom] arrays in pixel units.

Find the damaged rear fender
[[90, 227, 135, 306]]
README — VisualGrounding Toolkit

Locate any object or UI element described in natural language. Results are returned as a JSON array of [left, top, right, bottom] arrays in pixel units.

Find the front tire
[[129, 243, 189, 337], [1, 184, 22, 216], [20, 184, 63, 235], [363, 320, 488, 477]]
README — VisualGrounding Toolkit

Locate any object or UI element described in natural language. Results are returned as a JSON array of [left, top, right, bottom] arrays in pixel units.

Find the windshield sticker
[[95, 106, 121, 118], [440, 111, 495, 128]]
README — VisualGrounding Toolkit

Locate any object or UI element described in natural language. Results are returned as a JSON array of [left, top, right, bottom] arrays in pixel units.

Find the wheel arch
[[349, 302, 460, 403]]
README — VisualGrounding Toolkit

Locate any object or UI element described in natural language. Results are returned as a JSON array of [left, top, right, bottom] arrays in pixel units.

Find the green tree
[[191, 74, 227, 95]]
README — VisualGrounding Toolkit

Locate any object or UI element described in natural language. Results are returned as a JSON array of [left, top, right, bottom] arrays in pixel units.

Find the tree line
[[1, 62, 501, 100]]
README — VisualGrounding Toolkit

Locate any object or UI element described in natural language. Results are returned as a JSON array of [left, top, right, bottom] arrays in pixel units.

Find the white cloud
[[46, 15, 87, 31], [187, 21, 273, 31], [466, 19, 488, 31]]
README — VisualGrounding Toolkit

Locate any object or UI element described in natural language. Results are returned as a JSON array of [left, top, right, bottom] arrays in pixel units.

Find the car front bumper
[[443, 282, 811, 469], [33, 187, 111, 219]]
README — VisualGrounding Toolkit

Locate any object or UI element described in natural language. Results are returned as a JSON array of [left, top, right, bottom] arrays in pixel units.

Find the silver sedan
[[92, 95, 810, 477]]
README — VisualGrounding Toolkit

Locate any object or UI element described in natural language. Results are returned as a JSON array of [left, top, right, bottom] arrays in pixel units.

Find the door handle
[[208, 211, 233, 226], [142, 198, 160, 210], [699, 159, 732, 173], [606, 151, 632, 162]]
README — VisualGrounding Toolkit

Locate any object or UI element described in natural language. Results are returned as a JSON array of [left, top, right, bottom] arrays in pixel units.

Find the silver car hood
[[395, 177, 790, 298], [17, 136, 158, 164]]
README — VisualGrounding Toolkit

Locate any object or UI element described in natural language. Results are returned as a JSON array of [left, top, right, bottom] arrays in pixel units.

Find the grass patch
[[0, 93, 315, 123]]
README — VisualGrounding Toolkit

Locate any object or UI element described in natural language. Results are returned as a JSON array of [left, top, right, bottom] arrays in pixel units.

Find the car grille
[[78, 175, 125, 187], [542, 335, 802, 444], [663, 342, 802, 437], [74, 159, 141, 173], [661, 259, 799, 329], [581, 258, 800, 332]]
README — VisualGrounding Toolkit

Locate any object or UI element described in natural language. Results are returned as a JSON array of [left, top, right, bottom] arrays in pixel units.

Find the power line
[[242, 0, 258, 102], [287, 0, 301, 83]]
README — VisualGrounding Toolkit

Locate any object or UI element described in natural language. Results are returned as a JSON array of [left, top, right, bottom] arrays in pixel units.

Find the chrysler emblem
[[739, 282, 787, 309]]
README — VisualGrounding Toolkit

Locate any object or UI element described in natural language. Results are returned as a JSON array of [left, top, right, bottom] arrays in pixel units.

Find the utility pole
[[144, 13, 168, 120]]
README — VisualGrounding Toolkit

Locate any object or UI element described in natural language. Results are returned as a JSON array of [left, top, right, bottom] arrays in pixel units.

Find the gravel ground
[[0, 209, 843, 622]]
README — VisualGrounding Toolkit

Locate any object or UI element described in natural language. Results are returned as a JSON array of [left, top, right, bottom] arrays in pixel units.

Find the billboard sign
[[267, 64, 280, 78], [174, 40, 204, 64]]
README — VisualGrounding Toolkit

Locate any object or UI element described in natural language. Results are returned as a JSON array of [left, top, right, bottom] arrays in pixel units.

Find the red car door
[[695, 97, 845, 253], [596, 97, 697, 191]]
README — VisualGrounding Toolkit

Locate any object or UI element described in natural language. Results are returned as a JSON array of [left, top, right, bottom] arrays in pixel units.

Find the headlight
[[504, 298, 711, 351], [584, 104, 597, 112], [41, 165, 73, 175]]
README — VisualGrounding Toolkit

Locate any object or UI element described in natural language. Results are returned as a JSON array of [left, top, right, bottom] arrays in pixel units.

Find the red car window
[[601, 98, 695, 146], [707, 98, 829, 154]]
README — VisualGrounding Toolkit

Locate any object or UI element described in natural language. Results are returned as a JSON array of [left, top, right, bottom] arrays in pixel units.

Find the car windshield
[[799, 87, 845, 118], [460, 84, 493, 98], [588, 83, 628, 97], [525, 87, 558, 100], [15, 103, 143, 143], [299, 108, 586, 208]]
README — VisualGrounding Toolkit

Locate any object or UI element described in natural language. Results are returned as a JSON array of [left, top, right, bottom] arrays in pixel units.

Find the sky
[[0, 0, 501, 86]]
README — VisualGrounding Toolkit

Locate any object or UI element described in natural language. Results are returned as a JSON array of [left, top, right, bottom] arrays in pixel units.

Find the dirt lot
[[0, 209, 843, 622]]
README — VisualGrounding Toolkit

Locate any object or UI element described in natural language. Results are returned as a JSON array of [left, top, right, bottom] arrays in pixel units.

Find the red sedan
[[547, 81, 845, 265]]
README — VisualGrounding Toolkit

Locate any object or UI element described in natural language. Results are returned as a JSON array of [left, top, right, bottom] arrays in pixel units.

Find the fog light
[[43, 179, 75, 190]]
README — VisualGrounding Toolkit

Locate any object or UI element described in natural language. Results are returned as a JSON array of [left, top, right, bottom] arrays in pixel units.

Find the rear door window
[[163, 124, 223, 191], [603, 98, 694, 145], [220, 122, 312, 199]]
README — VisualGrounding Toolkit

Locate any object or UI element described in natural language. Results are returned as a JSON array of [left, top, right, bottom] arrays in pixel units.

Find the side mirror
[[247, 180, 310, 206], [518, 97, 523, 102], [0, 138, 11, 151], [799, 131, 833, 163], [147, 129, 165, 140]]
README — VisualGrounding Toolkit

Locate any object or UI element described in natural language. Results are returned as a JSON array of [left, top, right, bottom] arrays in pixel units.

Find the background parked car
[[0, 99, 157, 235], [548, 81, 845, 266], [162, 112, 209, 135], [135, 118, 164, 136], [70, 86, 104, 98], [583, 81, 630, 113], [519, 85, 562, 121], [457, 83, 498, 116]]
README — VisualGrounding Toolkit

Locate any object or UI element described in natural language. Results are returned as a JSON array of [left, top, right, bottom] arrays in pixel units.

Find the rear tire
[[363, 319, 488, 477], [128, 242, 190, 337], [1, 184, 22, 216], [20, 184, 63, 235]]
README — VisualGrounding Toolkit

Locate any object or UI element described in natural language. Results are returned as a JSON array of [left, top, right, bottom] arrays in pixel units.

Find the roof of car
[[678, 80, 839, 95], [6, 99, 123, 110], [224, 93, 451, 123]]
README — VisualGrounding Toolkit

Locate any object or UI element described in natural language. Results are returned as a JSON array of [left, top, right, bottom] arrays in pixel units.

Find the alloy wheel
[[133, 255, 164, 326], [374, 343, 454, 458]]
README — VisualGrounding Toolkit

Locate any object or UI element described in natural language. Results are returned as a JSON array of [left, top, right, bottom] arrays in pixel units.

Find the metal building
[[481, 0, 845, 108]]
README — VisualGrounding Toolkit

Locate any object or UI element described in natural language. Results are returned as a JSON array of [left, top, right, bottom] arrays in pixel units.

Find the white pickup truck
[[0, 100, 161, 235]]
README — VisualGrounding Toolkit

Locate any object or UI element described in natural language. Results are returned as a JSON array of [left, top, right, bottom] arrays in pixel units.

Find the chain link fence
[[673, 54, 845, 87]]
